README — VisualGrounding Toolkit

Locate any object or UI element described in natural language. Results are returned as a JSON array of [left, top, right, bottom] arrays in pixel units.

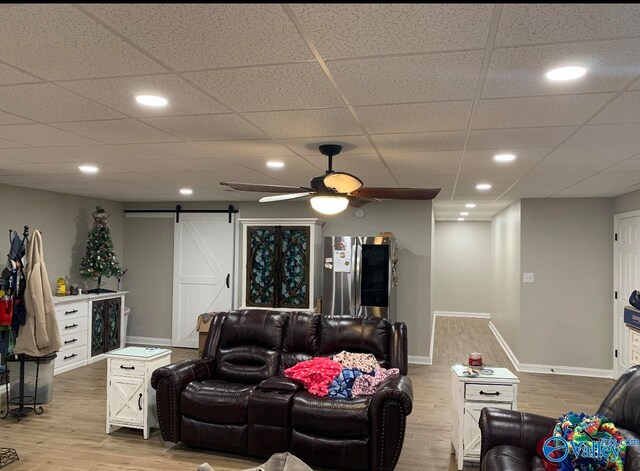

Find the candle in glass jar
[[469, 352, 483, 367]]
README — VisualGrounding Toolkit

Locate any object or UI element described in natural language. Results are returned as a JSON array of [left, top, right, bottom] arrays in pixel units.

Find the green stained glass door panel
[[246, 227, 276, 307], [106, 298, 121, 352], [279, 227, 310, 308]]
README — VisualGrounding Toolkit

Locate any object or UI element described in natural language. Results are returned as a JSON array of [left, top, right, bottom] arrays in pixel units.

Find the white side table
[[106, 347, 171, 439], [450, 365, 519, 470]]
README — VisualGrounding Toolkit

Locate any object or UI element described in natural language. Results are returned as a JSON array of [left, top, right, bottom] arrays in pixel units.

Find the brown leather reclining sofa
[[151, 309, 413, 471]]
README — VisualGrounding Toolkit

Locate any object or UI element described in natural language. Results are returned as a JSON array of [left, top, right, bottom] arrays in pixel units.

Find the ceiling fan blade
[[347, 196, 377, 208], [259, 192, 314, 203], [220, 182, 311, 193], [350, 187, 441, 200], [324, 172, 363, 194]]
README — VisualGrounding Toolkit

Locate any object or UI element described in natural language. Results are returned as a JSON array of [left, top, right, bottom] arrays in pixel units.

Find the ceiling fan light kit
[[220, 144, 441, 216]]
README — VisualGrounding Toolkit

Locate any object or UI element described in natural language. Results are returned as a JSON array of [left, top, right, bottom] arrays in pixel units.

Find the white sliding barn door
[[172, 214, 234, 348]]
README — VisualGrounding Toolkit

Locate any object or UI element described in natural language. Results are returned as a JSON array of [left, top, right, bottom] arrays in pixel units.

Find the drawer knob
[[64, 353, 78, 360], [120, 365, 135, 371], [64, 338, 78, 345], [65, 323, 79, 330], [65, 309, 78, 315], [479, 391, 501, 396]]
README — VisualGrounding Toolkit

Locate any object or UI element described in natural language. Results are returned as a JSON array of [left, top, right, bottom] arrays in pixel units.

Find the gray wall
[[124, 199, 434, 358], [519, 198, 613, 369], [432, 221, 492, 314], [0, 183, 124, 292], [122, 217, 174, 339], [613, 188, 640, 214], [491, 201, 521, 357]]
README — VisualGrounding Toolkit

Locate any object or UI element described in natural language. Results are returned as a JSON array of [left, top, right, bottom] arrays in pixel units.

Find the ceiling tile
[[84, 4, 312, 70], [0, 83, 124, 122], [242, 108, 360, 138], [280, 135, 375, 156], [0, 62, 40, 85], [184, 63, 342, 112], [0, 124, 98, 146], [394, 175, 456, 188], [356, 101, 472, 134], [51, 119, 177, 144], [553, 171, 640, 197], [290, 4, 493, 59], [467, 126, 576, 149], [565, 123, 640, 147], [0, 110, 32, 125], [608, 155, 640, 172], [474, 94, 614, 129], [505, 172, 594, 197], [318, 153, 389, 178], [484, 38, 640, 98], [461, 148, 553, 177], [383, 151, 462, 175], [119, 142, 216, 160], [143, 114, 266, 141], [231, 155, 323, 185], [0, 147, 79, 163], [591, 91, 640, 125], [372, 131, 467, 153], [59, 75, 229, 117], [496, 4, 640, 47], [328, 51, 483, 105], [0, 5, 166, 80], [191, 140, 295, 159], [0, 136, 29, 149], [532, 145, 640, 173]]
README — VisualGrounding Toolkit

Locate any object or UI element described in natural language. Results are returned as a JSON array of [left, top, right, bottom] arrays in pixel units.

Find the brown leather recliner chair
[[479, 365, 640, 470], [151, 310, 413, 471]]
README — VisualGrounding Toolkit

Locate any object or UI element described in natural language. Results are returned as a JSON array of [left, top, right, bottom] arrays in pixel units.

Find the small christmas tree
[[80, 206, 122, 293]]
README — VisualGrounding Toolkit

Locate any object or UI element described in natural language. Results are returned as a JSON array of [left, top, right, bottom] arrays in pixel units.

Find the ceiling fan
[[220, 144, 441, 215]]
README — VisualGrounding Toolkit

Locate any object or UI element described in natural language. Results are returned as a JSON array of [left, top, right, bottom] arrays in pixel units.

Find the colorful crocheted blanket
[[538, 412, 626, 471]]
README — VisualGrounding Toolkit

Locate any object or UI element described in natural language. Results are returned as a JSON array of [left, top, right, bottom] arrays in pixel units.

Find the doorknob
[[226, 274, 230, 288]]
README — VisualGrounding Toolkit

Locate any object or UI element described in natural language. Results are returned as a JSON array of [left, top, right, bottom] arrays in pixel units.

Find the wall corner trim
[[126, 336, 172, 347], [408, 355, 432, 365], [488, 322, 613, 379]]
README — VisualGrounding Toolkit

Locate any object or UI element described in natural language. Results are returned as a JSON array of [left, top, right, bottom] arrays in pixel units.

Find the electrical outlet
[[523, 272, 535, 283]]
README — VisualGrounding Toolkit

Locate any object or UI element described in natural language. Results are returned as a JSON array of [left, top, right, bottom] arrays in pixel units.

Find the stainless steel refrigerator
[[322, 236, 397, 320]]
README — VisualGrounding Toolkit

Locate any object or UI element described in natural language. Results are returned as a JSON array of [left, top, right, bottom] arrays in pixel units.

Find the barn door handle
[[120, 365, 135, 370], [479, 391, 500, 396], [138, 393, 143, 411], [226, 274, 230, 288]]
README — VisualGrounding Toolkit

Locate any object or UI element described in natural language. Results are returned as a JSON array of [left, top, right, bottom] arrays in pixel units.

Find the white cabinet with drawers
[[629, 326, 640, 366], [451, 365, 520, 471]]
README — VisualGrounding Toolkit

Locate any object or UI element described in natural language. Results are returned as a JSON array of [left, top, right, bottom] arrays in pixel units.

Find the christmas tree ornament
[[80, 206, 122, 293]]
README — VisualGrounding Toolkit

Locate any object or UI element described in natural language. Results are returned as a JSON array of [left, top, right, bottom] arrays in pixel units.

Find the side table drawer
[[109, 358, 145, 377], [631, 348, 640, 365], [465, 383, 514, 402]]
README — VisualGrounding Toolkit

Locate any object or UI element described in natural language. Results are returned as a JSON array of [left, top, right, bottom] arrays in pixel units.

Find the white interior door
[[614, 214, 640, 378], [172, 214, 234, 348]]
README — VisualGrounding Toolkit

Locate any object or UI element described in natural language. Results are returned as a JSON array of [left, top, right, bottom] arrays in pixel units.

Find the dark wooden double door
[[91, 298, 121, 357]]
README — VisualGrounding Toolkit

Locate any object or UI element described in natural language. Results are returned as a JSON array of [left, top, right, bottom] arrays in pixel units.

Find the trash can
[[8, 353, 57, 404], [123, 306, 130, 341]]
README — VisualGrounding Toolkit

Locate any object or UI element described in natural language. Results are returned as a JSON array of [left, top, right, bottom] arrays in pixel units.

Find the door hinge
[[615, 349, 619, 358], [615, 291, 618, 299], [615, 233, 618, 242]]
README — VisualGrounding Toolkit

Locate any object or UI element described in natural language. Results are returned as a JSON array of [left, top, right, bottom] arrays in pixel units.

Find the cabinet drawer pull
[[64, 353, 78, 360], [120, 365, 135, 370], [138, 393, 143, 411], [479, 390, 501, 396], [65, 309, 78, 315], [64, 338, 78, 345], [65, 323, 79, 329]]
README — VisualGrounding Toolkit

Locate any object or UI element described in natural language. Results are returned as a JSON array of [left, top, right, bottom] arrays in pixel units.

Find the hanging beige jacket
[[15, 230, 62, 356]]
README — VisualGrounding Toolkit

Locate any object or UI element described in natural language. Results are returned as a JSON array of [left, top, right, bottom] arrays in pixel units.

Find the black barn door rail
[[124, 204, 238, 223]]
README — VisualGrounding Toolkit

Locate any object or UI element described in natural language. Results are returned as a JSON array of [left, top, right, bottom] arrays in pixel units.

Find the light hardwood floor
[[0, 317, 615, 471]]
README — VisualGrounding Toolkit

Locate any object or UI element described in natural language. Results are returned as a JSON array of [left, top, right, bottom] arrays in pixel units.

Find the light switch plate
[[523, 272, 534, 283]]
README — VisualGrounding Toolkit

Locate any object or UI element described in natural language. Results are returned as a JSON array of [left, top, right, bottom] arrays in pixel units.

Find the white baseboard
[[408, 355, 432, 365], [488, 321, 613, 379], [434, 311, 491, 319], [126, 336, 172, 347]]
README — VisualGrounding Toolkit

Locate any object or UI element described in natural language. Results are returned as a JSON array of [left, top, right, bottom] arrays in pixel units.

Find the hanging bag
[[630, 290, 640, 310], [0, 298, 12, 326]]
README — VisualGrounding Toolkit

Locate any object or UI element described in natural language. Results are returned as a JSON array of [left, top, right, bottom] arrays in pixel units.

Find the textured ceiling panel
[[372, 131, 467, 153], [474, 94, 614, 129], [553, 171, 640, 197], [0, 124, 98, 147], [505, 172, 594, 197], [467, 127, 576, 150], [51, 119, 177, 145], [59, 74, 229, 117], [119, 142, 217, 160], [142, 114, 266, 141], [0, 110, 32, 126], [484, 38, 640, 98], [532, 145, 640, 173], [191, 140, 296, 159], [280, 135, 375, 156], [0, 62, 40, 85], [356, 101, 473, 134], [328, 51, 483, 105], [0, 5, 166, 80], [591, 92, 640, 125], [460, 148, 553, 177], [184, 63, 342, 112], [383, 151, 462, 174], [242, 108, 361, 138], [565, 123, 640, 147], [496, 4, 640, 47], [290, 3, 493, 59], [85, 4, 312, 70]]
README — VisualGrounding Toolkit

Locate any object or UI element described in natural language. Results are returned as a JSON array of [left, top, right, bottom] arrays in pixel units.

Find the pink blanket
[[284, 357, 342, 396]]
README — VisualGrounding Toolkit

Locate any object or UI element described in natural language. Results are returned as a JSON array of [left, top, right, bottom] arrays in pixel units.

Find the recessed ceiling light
[[266, 161, 285, 168], [494, 153, 516, 162], [78, 165, 98, 174], [457, 218, 465, 222], [460, 212, 469, 216], [135, 95, 168, 107], [465, 203, 476, 208], [476, 183, 492, 190], [179, 188, 193, 195], [545, 66, 587, 82]]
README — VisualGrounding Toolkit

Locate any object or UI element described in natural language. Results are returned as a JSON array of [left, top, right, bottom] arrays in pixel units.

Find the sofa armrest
[[258, 375, 303, 392], [370, 375, 413, 471], [479, 407, 556, 465], [151, 357, 215, 442]]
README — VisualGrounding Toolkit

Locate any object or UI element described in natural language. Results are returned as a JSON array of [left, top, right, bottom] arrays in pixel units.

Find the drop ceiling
[[0, 4, 639, 220]]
